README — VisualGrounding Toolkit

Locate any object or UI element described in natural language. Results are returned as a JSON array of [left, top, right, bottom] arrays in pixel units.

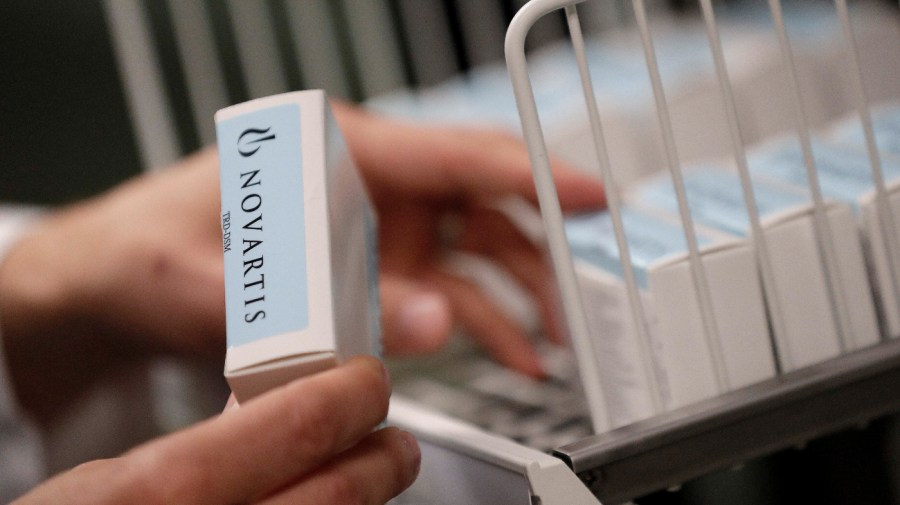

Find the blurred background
[[2, 0, 899, 503], [4, 0, 595, 204]]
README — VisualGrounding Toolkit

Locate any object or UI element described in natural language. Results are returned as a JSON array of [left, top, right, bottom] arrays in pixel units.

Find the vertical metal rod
[[166, 0, 228, 146], [631, 0, 730, 392], [102, 0, 181, 170], [506, 0, 612, 433], [226, 0, 289, 98], [767, 0, 854, 352], [284, 0, 352, 99], [565, 4, 664, 413], [696, 0, 787, 372], [834, 0, 900, 340]]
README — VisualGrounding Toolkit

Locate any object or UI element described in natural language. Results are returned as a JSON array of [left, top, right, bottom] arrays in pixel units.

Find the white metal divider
[[630, 0, 730, 393], [564, 4, 664, 414], [695, 0, 788, 372], [507, 0, 612, 433], [509, 0, 743, 434], [767, 0, 855, 352]]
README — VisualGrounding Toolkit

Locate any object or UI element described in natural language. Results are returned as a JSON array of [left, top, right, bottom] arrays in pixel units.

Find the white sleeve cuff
[[0, 205, 44, 259], [0, 206, 48, 501]]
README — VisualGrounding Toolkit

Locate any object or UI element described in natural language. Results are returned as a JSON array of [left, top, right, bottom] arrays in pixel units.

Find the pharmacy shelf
[[553, 337, 900, 504]]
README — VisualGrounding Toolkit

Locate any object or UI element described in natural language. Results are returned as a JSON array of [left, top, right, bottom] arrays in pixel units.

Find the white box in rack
[[631, 168, 879, 371], [649, 238, 776, 407], [828, 106, 900, 333], [748, 134, 900, 340], [566, 206, 774, 420]]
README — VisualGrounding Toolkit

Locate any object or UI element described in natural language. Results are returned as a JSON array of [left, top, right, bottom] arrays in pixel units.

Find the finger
[[458, 208, 566, 345], [378, 202, 441, 274], [453, 130, 607, 211], [13, 457, 133, 505], [548, 157, 608, 212], [260, 427, 421, 505], [380, 273, 453, 355], [116, 147, 222, 241], [118, 356, 391, 504], [425, 268, 546, 378], [161, 147, 223, 237], [435, 130, 606, 211], [124, 248, 225, 355], [341, 110, 606, 210]]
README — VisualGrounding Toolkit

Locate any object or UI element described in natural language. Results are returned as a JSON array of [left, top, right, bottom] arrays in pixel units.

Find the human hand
[[13, 356, 419, 505], [0, 149, 225, 424], [334, 103, 606, 377], [0, 100, 605, 425]]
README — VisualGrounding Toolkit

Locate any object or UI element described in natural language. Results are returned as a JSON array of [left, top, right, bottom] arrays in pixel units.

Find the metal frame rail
[[556, 338, 900, 503]]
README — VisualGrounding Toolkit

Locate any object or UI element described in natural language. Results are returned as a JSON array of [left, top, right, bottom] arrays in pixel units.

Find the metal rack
[[505, 0, 900, 502]]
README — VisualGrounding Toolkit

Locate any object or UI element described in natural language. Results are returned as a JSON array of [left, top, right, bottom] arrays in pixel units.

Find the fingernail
[[515, 351, 548, 380], [380, 359, 392, 395], [399, 293, 451, 351], [400, 430, 422, 480]]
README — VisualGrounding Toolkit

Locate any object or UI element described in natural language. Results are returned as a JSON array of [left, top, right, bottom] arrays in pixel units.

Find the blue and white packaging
[[216, 91, 381, 402], [748, 137, 900, 209], [368, 19, 791, 186], [631, 168, 880, 371], [566, 206, 773, 420], [748, 135, 900, 339], [566, 209, 662, 428], [829, 103, 900, 160]]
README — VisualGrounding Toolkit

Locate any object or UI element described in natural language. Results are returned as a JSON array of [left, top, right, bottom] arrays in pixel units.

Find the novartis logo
[[231, 124, 276, 325], [238, 127, 276, 157]]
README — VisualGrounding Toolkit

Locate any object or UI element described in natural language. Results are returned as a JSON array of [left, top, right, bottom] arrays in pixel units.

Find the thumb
[[380, 273, 452, 355]]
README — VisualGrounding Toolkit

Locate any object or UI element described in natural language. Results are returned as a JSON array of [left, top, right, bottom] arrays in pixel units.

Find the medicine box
[[631, 168, 879, 370], [566, 206, 773, 420], [748, 135, 900, 340], [216, 90, 381, 402]]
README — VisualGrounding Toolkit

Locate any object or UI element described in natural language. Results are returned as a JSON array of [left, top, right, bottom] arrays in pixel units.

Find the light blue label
[[634, 168, 808, 236], [566, 207, 709, 289], [748, 138, 900, 211], [367, 34, 698, 130], [217, 103, 308, 347], [831, 104, 900, 158]]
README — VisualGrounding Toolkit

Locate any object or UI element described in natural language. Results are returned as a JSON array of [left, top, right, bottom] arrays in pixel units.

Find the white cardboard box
[[216, 90, 381, 402], [566, 207, 773, 422], [748, 134, 900, 341], [760, 203, 879, 366], [858, 181, 900, 340], [631, 168, 879, 371], [648, 239, 775, 408], [829, 106, 900, 334]]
